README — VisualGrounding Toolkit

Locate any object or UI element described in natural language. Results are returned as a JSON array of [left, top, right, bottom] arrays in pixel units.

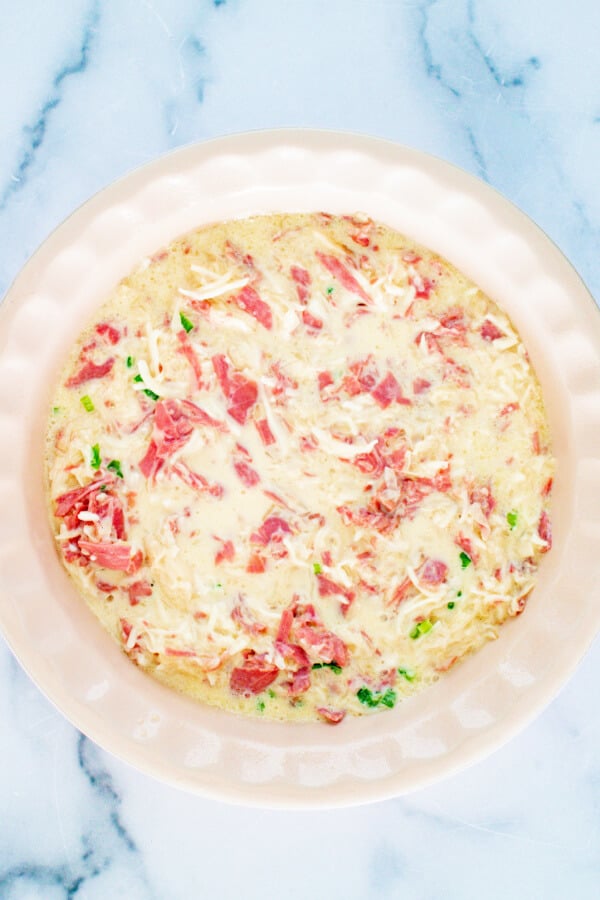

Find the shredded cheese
[[45, 212, 554, 725]]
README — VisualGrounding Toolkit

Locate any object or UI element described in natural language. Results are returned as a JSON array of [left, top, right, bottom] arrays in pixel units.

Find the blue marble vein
[[0, 1, 101, 212], [0, 1, 599, 897], [0, 734, 150, 899], [415, 0, 600, 298], [416, 0, 547, 183], [368, 842, 405, 894]]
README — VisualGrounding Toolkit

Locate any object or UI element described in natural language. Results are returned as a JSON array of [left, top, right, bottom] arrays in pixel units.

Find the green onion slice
[[180, 312, 194, 333], [410, 619, 433, 639], [312, 662, 342, 674], [133, 373, 160, 401], [90, 444, 101, 470], [357, 686, 397, 708], [398, 667, 416, 682]]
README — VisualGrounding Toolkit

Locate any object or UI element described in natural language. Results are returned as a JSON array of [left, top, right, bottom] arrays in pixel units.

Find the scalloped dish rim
[[0, 130, 599, 809]]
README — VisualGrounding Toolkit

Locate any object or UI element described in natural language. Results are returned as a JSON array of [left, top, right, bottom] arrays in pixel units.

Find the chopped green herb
[[357, 686, 397, 708], [410, 619, 433, 639], [52, 406, 61, 414], [459, 551, 472, 568], [457, 590, 463, 597], [99, 484, 107, 491], [380, 689, 397, 709], [357, 687, 376, 707], [80, 395, 95, 412], [312, 662, 342, 674], [507, 510, 518, 529], [90, 444, 101, 470], [267, 689, 276, 698], [107, 459, 123, 479], [313, 562, 322, 574], [398, 667, 416, 682], [326, 286, 334, 295], [256, 700, 265, 713], [179, 312, 194, 333], [447, 601, 455, 609], [126, 356, 134, 368], [133, 373, 159, 399], [215, 582, 223, 589]]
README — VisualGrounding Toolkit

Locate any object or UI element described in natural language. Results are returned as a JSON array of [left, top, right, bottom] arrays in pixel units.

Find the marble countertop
[[1, 2, 599, 897]]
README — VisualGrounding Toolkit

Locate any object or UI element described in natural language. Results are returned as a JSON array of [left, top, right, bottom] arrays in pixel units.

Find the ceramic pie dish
[[0, 130, 599, 808]]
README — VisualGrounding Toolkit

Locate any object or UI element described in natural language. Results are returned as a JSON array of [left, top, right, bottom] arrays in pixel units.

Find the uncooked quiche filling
[[45, 212, 554, 724]]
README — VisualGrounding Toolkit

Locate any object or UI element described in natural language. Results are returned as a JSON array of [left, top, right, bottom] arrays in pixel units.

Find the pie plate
[[0, 130, 599, 808]]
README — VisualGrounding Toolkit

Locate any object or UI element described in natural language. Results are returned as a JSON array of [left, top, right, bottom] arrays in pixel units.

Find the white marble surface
[[1, 1, 599, 897]]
